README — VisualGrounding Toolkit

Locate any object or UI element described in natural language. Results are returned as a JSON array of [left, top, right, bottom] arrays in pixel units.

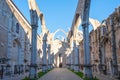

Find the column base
[[42, 64, 47, 72], [70, 64, 74, 70], [84, 64, 93, 78], [29, 64, 37, 79], [74, 64, 79, 72]]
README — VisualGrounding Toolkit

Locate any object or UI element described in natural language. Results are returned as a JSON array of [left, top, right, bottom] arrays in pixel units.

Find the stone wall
[[0, 0, 42, 76], [79, 6, 120, 75], [0, 0, 11, 60]]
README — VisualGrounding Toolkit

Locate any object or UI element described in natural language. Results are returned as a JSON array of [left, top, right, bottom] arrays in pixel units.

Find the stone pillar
[[68, 54, 70, 68], [51, 53, 53, 68], [57, 55, 59, 67], [7, 17, 13, 73], [50, 54, 52, 68], [69, 54, 71, 69], [70, 51, 74, 70], [52, 53, 54, 68], [19, 35, 24, 74], [66, 52, 69, 68], [50, 54, 52, 69], [42, 34, 47, 72], [82, 25, 93, 78], [48, 44, 51, 70], [73, 42, 79, 72], [29, 10, 38, 79], [82, 0, 93, 78], [66, 56, 68, 67], [110, 17, 118, 76]]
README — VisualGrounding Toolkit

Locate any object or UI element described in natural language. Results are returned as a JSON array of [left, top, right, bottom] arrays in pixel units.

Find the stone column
[[48, 44, 51, 70], [66, 49, 70, 68], [51, 53, 53, 68], [52, 53, 54, 68], [69, 54, 71, 68], [73, 42, 79, 72], [110, 17, 118, 76], [50, 54, 52, 69], [66, 56, 68, 67], [82, 0, 92, 78], [82, 25, 93, 78], [50, 53, 52, 68], [29, 10, 38, 79], [57, 55, 60, 67], [19, 35, 24, 74], [71, 51, 74, 70], [7, 17, 13, 73], [68, 54, 70, 68], [42, 34, 47, 72]]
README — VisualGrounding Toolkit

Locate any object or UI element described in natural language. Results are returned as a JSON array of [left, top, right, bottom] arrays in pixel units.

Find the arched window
[[16, 23, 19, 33]]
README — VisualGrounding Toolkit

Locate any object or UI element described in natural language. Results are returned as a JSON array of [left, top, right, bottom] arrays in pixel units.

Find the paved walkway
[[38, 68, 82, 80]]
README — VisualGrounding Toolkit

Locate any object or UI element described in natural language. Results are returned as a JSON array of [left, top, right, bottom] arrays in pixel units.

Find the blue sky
[[13, 0, 120, 39]]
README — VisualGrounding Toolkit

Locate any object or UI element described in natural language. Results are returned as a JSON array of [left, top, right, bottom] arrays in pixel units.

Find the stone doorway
[[59, 63, 62, 68]]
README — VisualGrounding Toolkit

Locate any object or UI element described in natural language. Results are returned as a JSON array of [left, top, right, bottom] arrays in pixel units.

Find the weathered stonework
[[79, 6, 120, 76], [0, 0, 120, 79], [0, 0, 43, 79]]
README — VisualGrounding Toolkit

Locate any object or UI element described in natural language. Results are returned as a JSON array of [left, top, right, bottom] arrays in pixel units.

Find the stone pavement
[[38, 68, 82, 80]]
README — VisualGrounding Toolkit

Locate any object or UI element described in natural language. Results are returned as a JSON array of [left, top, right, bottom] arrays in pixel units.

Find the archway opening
[[53, 29, 67, 41]]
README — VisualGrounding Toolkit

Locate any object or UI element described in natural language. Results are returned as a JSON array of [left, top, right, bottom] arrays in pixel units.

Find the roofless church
[[0, 0, 120, 80]]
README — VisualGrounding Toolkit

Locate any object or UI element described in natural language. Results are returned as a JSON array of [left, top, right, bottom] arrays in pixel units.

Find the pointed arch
[[12, 38, 22, 65], [53, 29, 67, 40]]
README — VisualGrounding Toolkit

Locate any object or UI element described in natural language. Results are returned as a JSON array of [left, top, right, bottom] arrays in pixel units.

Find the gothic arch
[[100, 36, 113, 75], [79, 17, 101, 31], [53, 29, 67, 40], [68, 16, 101, 43], [71, 13, 101, 34], [12, 38, 21, 65], [56, 35, 65, 40]]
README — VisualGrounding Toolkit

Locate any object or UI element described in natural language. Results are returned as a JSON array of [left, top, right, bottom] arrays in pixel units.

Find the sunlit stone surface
[[0, 0, 120, 80]]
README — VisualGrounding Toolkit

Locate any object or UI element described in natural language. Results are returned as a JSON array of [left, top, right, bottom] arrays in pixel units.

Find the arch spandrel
[[89, 18, 101, 30], [68, 17, 101, 39], [74, 17, 101, 31]]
